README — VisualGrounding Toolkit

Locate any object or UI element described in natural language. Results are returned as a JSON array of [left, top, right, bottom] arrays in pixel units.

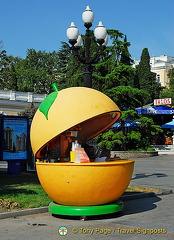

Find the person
[[48, 137, 60, 162]]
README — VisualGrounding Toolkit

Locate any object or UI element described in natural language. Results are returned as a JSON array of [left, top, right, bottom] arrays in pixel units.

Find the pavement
[[130, 154, 174, 191], [0, 155, 174, 240]]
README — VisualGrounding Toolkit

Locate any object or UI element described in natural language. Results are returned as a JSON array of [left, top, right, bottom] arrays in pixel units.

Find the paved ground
[[130, 154, 174, 191], [0, 155, 174, 240], [0, 195, 173, 240]]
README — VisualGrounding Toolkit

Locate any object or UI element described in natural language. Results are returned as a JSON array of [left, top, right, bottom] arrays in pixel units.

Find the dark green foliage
[[65, 29, 136, 91], [168, 68, 174, 90], [66, 52, 84, 87], [92, 30, 136, 91], [0, 50, 12, 89], [1, 36, 163, 151], [0, 48, 69, 94], [0, 31, 137, 93], [96, 110, 163, 151], [160, 88, 174, 103], [120, 35, 133, 66], [106, 86, 149, 110], [9, 62, 18, 90], [136, 48, 162, 104], [56, 42, 71, 89]]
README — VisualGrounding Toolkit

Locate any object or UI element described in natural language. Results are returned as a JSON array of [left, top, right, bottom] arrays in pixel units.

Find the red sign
[[154, 98, 172, 106]]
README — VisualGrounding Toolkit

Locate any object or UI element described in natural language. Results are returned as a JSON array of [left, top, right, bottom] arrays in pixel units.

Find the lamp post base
[[49, 200, 124, 220]]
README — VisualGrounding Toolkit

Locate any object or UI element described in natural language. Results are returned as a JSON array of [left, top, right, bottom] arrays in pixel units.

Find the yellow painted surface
[[154, 69, 170, 87], [36, 160, 134, 206], [30, 87, 121, 158], [30, 87, 135, 207]]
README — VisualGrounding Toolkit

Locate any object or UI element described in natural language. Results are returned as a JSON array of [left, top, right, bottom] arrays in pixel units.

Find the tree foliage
[[0, 49, 13, 89], [14, 49, 63, 93], [136, 48, 162, 104], [168, 68, 174, 90], [65, 29, 136, 91], [106, 86, 149, 110], [0, 35, 163, 151], [96, 110, 162, 151], [120, 35, 133, 66], [92, 30, 136, 91], [0, 47, 69, 93], [56, 42, 71, 89]]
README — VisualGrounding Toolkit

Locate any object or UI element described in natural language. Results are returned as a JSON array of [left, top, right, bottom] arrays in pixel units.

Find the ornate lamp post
[[66, 6, 108, 88]]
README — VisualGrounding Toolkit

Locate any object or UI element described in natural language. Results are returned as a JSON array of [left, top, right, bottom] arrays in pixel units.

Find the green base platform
[[49, 200, 124, 219]]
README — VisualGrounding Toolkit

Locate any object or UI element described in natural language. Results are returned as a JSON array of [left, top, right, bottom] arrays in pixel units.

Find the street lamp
[[66, 6, 108, 88]]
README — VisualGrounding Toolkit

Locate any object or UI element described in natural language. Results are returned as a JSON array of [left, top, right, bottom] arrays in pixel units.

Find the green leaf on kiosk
[[39, 92, 58, 120]]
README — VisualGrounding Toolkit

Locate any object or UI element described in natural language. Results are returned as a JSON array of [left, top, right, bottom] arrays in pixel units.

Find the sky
[[1, 0, 174, 60]]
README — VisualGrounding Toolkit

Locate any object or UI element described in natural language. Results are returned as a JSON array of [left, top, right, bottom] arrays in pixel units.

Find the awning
[[114, 120, 139, 128], [161, 121, 174, 129], [136, 106, 174, 115]]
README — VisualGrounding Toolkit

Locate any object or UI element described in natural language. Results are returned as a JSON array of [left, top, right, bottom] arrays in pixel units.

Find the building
[[16, 132, 27, 152], [133, 55, 174, 88], [4, 127, 14, 152], [0, 90, 46, 115]]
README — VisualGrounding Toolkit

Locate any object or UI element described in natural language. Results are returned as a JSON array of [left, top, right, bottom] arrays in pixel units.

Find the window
[[156, 74, 160, 82]]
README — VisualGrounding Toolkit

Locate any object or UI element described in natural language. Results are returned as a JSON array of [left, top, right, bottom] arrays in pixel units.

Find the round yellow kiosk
[[30, 84, 134, 219]]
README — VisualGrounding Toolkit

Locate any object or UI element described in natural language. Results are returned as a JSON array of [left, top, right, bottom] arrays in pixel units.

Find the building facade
[[133, 55, 174, 88], [4, 127, 14, 152]]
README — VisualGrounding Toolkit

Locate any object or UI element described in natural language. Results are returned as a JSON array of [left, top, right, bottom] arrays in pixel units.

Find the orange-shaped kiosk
[[30, 85, 134, 218]]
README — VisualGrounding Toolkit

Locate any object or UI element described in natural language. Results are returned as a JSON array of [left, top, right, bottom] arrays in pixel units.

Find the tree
[[14, 49, 61, 93], [95, 85, 162, 151], [0, 42, 19, 90], [120, 35, 133, 66], [92, 30, 136, 91], [96, 109, 162, 151], [168, 68, 174, 90], [66, 52, 84, 87], [136, 48, 162, 104], [56, 42, 71, 89], [65, 29, 136, 91], [1, 29, 136, 93], [106, 86, 149, 110], [0, 50, 25, 91], [0, 49, 11, 89]]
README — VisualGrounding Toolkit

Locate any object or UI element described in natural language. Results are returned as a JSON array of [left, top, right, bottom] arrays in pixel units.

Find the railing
[[0, 90, 46, 103]]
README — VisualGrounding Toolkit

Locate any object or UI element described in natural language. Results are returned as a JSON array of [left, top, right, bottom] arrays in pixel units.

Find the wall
[[110, 151, 158, 159]]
